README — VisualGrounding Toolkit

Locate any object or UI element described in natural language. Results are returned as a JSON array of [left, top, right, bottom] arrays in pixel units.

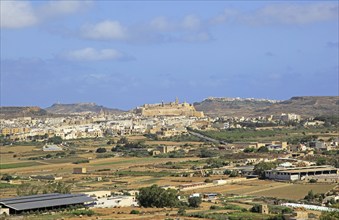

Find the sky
[[1, 1, 338, 110]]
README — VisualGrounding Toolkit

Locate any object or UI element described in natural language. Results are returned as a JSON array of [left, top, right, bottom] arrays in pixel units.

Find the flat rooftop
[[0, 193, 95, 211], [268, 166, 338, 173]]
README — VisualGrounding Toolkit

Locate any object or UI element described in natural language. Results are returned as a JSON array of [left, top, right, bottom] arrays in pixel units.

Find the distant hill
[[0, 106, 49, 119], [194, 96, 339, 118], [45, 103, 125, 114], [258, 96, 339, 118]]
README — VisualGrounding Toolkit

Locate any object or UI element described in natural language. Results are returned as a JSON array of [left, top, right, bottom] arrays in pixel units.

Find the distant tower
[[259, 204, 269, 214], [99, 108, 105, 116], [175, 97, 179, 104]]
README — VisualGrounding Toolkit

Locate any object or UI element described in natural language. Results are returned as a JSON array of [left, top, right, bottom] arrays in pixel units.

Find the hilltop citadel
[[135, 98, 204, 117]]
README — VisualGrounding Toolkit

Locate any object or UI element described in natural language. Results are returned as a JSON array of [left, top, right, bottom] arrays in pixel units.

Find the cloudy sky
[[1, 1, 338, 109]]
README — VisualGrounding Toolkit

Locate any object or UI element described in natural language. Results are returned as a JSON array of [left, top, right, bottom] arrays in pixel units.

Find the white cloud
[[209, 8, 239, 25], [81, 20, 128, 40], [37, 1, 92, 18], [0, 1, 92, 29], [80, 17, 210, 42], [62, 48, 129, 61], [0, 1, 38, 28], [181, 15, 201, 31], [149, 15, 202, 32], [150, 17, 173, 32], [242, 3, 338, 25]]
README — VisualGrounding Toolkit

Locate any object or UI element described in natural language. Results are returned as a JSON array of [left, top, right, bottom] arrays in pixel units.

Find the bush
[[73, 159, 89, 164], [177, 207, 186, 216], [47, 136, 62, 144], [69, 209, 95, 216], [96, 147, 107, 153], [229, 170, 239, 177], [130, 210, 140, 214], [250, 204, 260, 213], [1, 174, 14, 181], [188, 196, 202, 208], [200, 149, 218, 158], [309, 179, 317, 183], [107, 139, 115, 145]]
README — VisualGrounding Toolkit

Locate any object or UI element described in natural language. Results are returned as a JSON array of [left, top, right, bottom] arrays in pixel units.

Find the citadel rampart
[[135, 99, 204, 117]]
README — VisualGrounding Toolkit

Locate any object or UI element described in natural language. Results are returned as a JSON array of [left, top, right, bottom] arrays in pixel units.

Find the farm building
[[94, 196, 138, 208], [0, 193, 95, 215], [83, 191, 111, 198], [265, 166, 338, 181], [73, 167, 87, 174]]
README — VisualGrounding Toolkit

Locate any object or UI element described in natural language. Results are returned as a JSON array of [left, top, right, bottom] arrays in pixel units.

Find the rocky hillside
[[258, 96, 339, 118], [194, 97, 279, 117], [194, 96, 339, 118], [45, 103, 125, 114], [0, 106, 48, 119]]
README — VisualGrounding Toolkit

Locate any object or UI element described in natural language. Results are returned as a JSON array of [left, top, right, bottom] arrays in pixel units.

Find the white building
[[94, 196, 138, 208]]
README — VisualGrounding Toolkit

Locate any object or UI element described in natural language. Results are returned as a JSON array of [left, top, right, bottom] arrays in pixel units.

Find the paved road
[[188, 130, 227, 144]]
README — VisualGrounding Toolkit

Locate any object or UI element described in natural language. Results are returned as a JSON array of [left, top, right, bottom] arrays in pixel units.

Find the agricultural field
[[185, 179, 337, 201], [1, 135, 338, 220], [250, 183, 337, 200], [196, 127, 338, 143]]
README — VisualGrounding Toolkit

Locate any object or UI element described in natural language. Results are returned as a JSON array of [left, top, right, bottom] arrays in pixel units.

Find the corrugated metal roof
[[0, 193, 95, 211]]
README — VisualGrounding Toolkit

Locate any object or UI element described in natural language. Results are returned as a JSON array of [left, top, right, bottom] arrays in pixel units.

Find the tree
[[117, 137, 128, 144], [107, 139, 115, 145], [137, 184, 179, 208], [244, 147, 255, 153], [304, 190, 315, 201], [316, 157, 327, 166], [229, 170, 239, 177], [1, 174, 14, 181], [17, 182, 72, 196], [254, 161, 277, 179], [250, 204, 260, 213], [47, 136, 62, 144], [257, 146, 269, 153], [96, 147, 107, 153], [177, 207, 186, 216], [200, 149, 218, 158], [188, 196, 202, 208], [319, 211, 339, 220]]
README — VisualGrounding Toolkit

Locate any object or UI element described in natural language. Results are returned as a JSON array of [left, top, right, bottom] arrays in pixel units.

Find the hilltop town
[[0, 97, 338, 220]]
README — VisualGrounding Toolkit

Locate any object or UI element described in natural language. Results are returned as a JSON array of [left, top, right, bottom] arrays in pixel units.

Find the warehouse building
[[265, 166, 338, 181], [0, 193, 95, 215]]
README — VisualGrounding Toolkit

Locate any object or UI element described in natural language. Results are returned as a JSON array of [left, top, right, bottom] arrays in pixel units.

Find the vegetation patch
[[0, 162, 41, 170]]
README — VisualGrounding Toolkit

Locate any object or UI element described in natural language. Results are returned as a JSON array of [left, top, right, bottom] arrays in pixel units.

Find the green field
[[0, 161, 42, 170], [0, 182, 17, 189], [92, 157, 157, 167], [196, 127, 337, 142]]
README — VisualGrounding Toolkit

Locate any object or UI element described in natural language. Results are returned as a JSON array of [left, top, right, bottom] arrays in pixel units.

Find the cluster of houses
[[2, 103, 329, 143], [0, 111, 213, 142]]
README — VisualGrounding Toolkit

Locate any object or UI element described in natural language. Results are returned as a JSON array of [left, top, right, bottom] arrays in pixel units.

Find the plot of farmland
[[249, 183, 336, 200], [0, 161, 42, 170]]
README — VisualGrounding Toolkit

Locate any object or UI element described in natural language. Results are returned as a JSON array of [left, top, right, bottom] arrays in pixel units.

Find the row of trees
[[137, 185, 201, 208], [16, 182, 72, 196]]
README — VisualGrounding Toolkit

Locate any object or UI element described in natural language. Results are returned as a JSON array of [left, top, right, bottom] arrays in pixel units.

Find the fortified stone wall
[[135, 100, 204, 117]]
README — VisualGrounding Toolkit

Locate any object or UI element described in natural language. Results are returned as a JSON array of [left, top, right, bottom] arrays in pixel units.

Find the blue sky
[[1, 1, 338, 110]]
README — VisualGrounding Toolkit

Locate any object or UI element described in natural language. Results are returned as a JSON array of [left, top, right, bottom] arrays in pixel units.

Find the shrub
[[188, 196, 202, 208], [250, 204, 260, 213], [309, 179, 317, 183], [130, 210, 140, 214], [69, 209, 95, 216], [73, 159, 89, 164], [96, 147, 107, 153]]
